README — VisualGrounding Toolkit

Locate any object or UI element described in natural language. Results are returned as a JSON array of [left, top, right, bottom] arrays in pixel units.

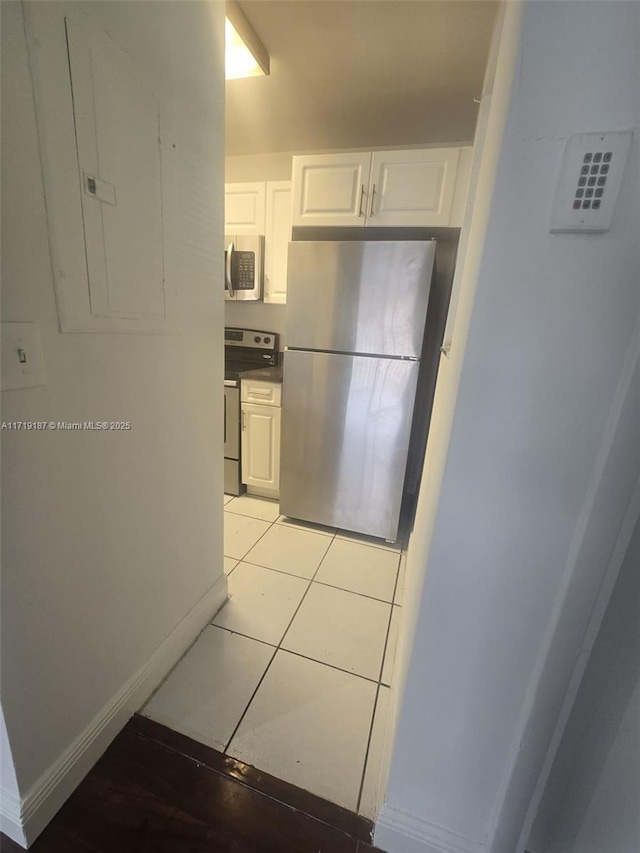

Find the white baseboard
[[374, 804, 484, 853], [0, 788, 26, 847], [246, 486, 280, 500], [2, 574, 228, 849]]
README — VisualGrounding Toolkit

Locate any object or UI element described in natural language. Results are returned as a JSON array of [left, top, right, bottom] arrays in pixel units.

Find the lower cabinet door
[[241, 403, 281, 492]]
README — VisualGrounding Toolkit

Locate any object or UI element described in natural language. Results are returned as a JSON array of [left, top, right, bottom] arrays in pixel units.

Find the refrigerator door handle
[[285, 345, 419, 361], [225, 241, 235, 298]]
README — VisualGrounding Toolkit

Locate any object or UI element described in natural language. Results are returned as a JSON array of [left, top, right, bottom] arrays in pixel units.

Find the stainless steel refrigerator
[[280, 240, 436, 541]]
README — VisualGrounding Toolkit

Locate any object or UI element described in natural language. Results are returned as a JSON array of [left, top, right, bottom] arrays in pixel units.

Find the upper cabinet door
[[291, 152, 372, 227], [264, 181, 292, 304], [225, 182, 266, 234], [368, 148, 461, 227], [66, 17, 165, 321]]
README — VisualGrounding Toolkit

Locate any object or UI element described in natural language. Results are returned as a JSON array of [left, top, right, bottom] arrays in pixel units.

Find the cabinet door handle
[[241, 409, 246, 431], [368, 183, 376, 217], [358, 184, 366, 217]]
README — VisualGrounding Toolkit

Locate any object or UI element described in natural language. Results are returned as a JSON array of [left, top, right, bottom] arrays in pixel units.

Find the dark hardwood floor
[[0, 716, 385, 853]]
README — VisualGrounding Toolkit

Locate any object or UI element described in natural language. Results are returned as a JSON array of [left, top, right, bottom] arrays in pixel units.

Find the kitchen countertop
[[238, 364, 283, 383]]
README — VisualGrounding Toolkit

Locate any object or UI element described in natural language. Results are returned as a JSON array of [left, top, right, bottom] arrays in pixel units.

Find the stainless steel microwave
[[224, 234, 264, 301]]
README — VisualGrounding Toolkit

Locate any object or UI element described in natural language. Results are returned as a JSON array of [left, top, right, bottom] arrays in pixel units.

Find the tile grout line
[[355, 683, 382, 816], [226, 559, 316, 585], [211, 623, 383, 687], [224, 508, 282, 523], [239, 558, 398, 605], [355, 556, 402, 814], [222, 645, 279, 755], [224, 510, 336, 564], [222, 526, 339, 755], [220, 506, 286, 753], [223, 514, 278, 564], [228, 510, 336, 539], [221, 509, 283, 588], [208, 623, 277, 651]]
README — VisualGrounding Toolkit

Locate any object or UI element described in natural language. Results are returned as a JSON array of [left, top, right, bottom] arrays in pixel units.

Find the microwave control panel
[[233, 251, 256, 290]]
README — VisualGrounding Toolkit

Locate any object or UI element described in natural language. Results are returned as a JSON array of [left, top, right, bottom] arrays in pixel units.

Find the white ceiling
[[225, 0, 498, 156]]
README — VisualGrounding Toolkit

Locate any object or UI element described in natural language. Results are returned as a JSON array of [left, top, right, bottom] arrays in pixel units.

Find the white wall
[[225, 152, 294, 184], [1, 0, 225, 844], [376, 2, 640, 852], [529, 516, 640, 853]]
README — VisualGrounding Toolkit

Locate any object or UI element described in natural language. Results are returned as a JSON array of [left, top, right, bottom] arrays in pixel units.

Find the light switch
[[549, 130, 633, 233], [1, 322, 46, 390]]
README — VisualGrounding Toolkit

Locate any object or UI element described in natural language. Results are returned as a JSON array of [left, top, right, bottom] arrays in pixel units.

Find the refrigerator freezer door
[[280, 350, 420, 541], [286, 241, 435, 357]]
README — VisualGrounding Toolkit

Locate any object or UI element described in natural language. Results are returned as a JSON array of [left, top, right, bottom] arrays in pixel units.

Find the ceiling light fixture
[[225, 1, 270, 80]]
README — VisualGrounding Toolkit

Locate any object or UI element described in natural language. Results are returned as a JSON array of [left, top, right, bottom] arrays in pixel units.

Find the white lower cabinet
[[241, 390, 281, 498]]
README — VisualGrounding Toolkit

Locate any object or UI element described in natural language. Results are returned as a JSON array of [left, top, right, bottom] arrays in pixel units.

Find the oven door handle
[[225, 241, 235, 298]]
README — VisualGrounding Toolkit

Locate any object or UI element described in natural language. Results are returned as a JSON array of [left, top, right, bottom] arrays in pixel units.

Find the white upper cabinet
[[264, 181, 292, 304], [291, 152, 372, 226], [224, 182, 266, 234], [291, 148, 467, 228], [66, 16, 165, 323], [368, 148, 461, 226]]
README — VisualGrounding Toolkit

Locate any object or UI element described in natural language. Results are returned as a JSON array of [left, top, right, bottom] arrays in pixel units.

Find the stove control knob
[[264, 336, 271, 344], [254, 336, 261, 343]]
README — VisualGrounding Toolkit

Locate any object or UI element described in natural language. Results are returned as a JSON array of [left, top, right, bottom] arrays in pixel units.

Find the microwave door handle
[[225, 241, 235, 298]]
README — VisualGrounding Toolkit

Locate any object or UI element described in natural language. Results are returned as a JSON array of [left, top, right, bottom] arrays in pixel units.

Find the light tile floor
[[143, 493, 405, 819]]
